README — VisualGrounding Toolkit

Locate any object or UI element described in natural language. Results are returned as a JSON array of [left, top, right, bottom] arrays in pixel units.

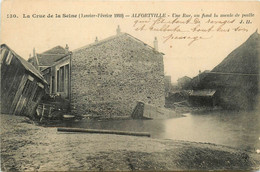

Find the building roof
[[42, 45, 66, 54], [36, 53, 66, 66], [196, 30, 260, 89], [1, 44, 47, 84], [178, 76, 192, 81], [212, 30, 259, 74], [72, 32, 164, 55], [190, 89, 217, 97], [28, 45, 68, 67], [187, 70, 210, 88]]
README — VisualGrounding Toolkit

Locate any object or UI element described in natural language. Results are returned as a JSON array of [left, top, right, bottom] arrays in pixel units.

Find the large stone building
[[30, 28, 165, 117], [70, 30, 165, 117], [164, 75, 172, 97]]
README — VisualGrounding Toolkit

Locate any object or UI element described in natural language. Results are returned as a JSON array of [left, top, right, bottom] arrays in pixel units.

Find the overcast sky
[[1, 1, 259, 82]]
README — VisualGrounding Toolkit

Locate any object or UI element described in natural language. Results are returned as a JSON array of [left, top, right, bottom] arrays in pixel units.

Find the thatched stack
[[195, 30, 260, 110]]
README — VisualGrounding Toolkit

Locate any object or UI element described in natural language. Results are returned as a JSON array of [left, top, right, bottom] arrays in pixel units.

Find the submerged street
[[1, 114, 260, 171], [55, 110, 260, 152]]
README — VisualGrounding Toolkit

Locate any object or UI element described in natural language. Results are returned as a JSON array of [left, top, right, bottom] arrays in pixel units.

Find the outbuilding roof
[[36, 53, 66, 66], [1, 44, 47, 84], [190, 89, 217, 97], [28, 46, 68, 67]]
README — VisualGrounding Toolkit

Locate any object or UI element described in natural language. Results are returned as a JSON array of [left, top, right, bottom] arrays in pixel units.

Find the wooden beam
[[57, 127, 151, 137]]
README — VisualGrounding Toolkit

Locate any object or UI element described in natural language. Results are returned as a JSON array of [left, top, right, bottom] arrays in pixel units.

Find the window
[[60, 66, 65, 92], [65, 64, 69, 98], [51, 76, 55, 94], [56, 65, 69, 93], [57, 70, 60, 92]]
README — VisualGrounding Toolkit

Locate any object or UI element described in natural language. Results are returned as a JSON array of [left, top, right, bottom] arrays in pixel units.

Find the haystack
[[194, 30, 260, 110]]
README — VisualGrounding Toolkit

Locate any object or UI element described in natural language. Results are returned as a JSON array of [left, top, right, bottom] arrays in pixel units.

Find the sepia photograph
[[1, 0, 260, 171]]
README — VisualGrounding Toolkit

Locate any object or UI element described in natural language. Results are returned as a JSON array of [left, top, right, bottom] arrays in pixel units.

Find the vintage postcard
[[1, 0, 260, 171]]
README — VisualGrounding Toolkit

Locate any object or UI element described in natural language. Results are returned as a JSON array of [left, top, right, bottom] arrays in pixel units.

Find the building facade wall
[[41, 56, 70, 99], [54, 58, 70, 99], [42, 68, 52, 94], [164, 75, 171, 97], [70, 34, 165, 117]]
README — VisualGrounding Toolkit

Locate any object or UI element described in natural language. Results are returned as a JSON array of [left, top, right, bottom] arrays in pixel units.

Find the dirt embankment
[[1, 114, 260, 171]]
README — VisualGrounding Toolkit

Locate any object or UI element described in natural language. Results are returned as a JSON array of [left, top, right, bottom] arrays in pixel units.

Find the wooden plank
[[57, 127, 151, 137], [16, 76, 35, 116], [6, 67, 21, 99], [40, 104, 45, 122], [22, 81, 38, 117], [14, 95, 26, 115], [9, 74, 28, 114], [2, 61, 23, 113]]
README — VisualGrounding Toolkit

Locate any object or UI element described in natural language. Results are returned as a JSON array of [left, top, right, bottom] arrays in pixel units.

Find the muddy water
[[57, 110, 260, 151]]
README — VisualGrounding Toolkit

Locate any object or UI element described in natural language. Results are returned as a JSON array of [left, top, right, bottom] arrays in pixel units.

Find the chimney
[[65, 44, 69, 54], [198, 70, 201, 82], [116, 25, 121, 35], [33, 48, 36, 57], [95, 37, 98, 43], [153, 37, 158, 51], [29, 54, 31, 59]]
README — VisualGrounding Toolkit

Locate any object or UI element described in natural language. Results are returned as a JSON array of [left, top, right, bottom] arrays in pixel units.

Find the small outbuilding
[[1, 44, 47, 118], [188, 89, 218, 107]]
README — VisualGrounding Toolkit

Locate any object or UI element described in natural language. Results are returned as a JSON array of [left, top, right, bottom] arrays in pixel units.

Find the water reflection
[[58, 110, 260, 151], [164, 111, 260, 151]]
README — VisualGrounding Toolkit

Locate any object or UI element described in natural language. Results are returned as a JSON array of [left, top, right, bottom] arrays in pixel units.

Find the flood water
[[58, 110, 260, 151]]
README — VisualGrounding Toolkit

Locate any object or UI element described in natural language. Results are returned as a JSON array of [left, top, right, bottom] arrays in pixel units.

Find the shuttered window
[[60, 66, 65, 92], [57, 70, 60, 92], [56, 66, 67, 93]]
